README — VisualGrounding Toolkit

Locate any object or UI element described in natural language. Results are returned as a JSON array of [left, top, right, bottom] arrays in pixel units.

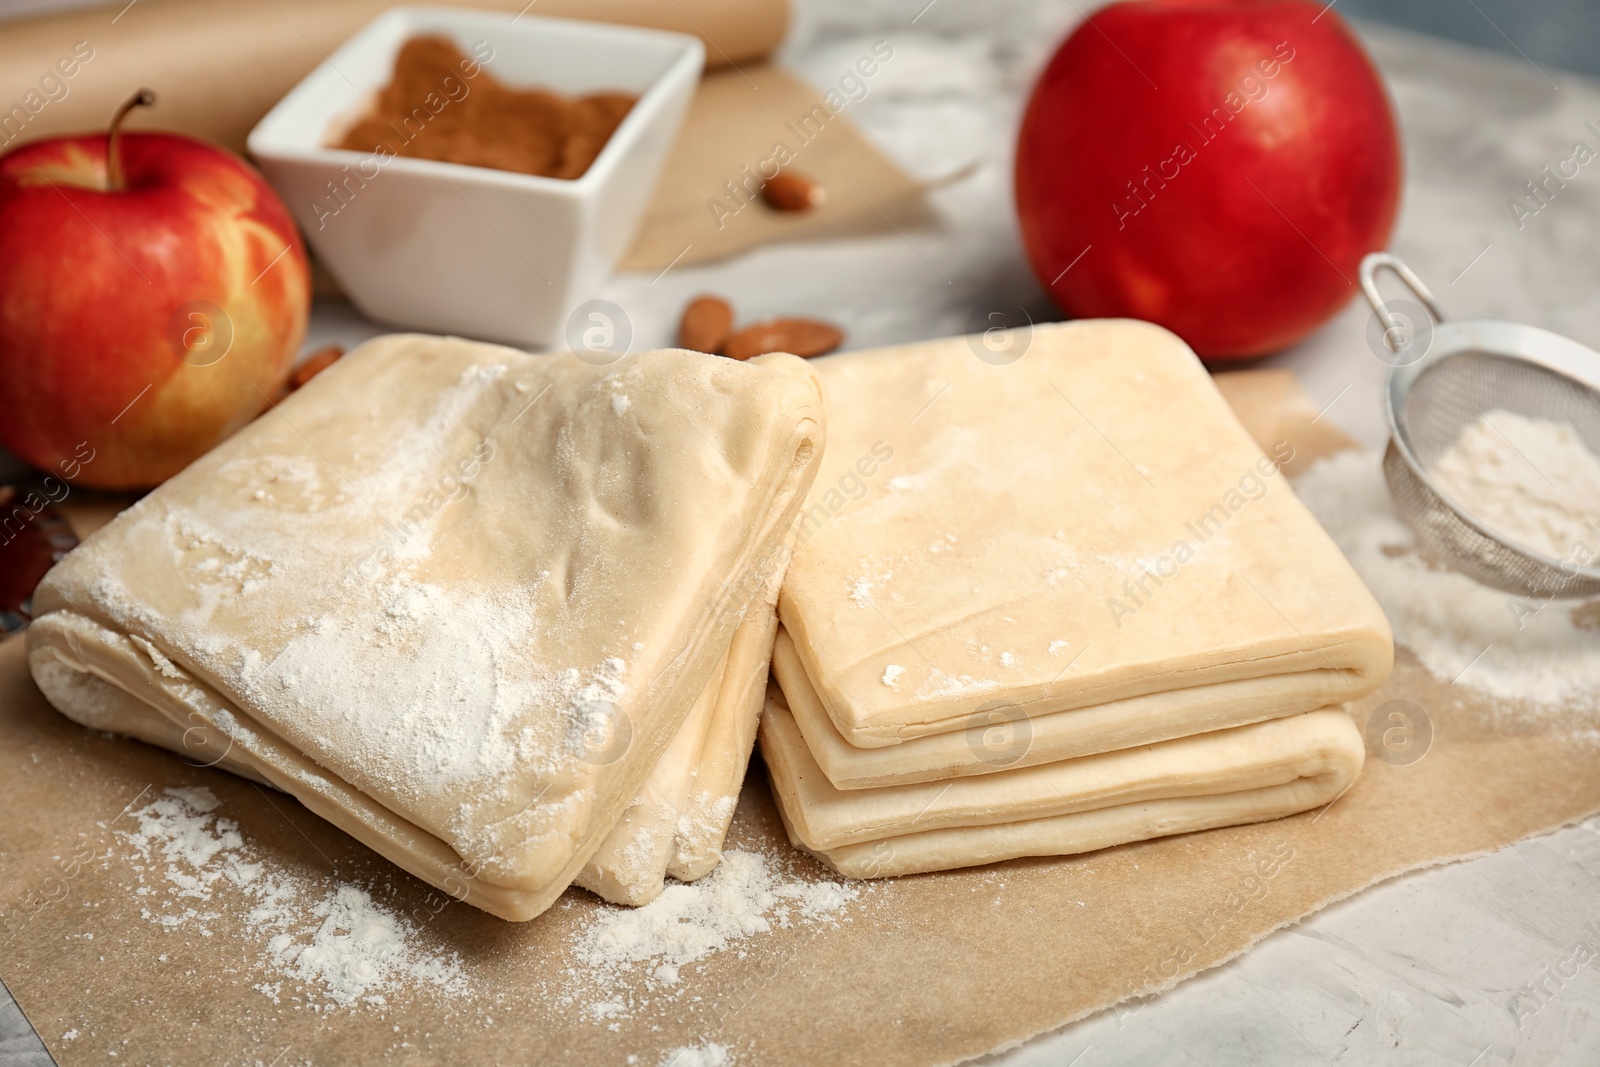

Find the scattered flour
[[661, 1042, 733, 1067], [571, 849, 855, 1004], [1428, 409, 1600, 560], [119, 787, 465, 1009], [241, 579, 560, 813], [612, 393, 632, 416], [916, 669, 1000, 701], [590, 1000, 626, 1020], [887, 474, 927, 492], [268, 884, 464, 1008], [847, 569, 892, 606], [1293, 450, 1600, 708], [673, 794, 737, 854], [882, 664, 905, 687]]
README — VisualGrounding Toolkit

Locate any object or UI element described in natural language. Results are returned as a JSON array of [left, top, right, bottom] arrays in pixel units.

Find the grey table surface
[[5, 4, 1600, 1064]]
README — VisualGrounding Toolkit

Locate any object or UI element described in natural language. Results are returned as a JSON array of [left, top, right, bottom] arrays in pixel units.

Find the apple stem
[[106, 88, 156, 192]]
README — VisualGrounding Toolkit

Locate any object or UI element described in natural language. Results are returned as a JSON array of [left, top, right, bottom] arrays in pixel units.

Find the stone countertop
[[6, 8, 1600, 1066]]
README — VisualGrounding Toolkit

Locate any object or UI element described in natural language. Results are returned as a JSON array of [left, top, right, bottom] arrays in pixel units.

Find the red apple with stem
[[0, 89, 310, 489], [1015, 0, 1401, 359]]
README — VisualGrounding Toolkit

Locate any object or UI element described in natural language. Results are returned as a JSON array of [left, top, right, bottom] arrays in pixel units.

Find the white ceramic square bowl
[[247, 7, 702, 347]]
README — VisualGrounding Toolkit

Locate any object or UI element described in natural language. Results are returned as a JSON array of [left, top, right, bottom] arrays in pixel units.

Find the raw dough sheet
[[777, 322, 1391, 754], [24, 335, 825, 920], [761, 684, 1364, 876]]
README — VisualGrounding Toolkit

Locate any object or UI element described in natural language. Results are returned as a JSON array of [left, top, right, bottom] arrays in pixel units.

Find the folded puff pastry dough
[[759, 320, 1390, 877], [776, 321, 1392, 754], [27, 334, 825, 921], [575, 596, 780, 906], [771, 626, 1358, 790], [762, 683, 1364, 878]]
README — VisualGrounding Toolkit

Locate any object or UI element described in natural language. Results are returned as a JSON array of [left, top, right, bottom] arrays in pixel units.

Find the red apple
[[1015, 0, 1401, 359], [0, 91, 310, 488]]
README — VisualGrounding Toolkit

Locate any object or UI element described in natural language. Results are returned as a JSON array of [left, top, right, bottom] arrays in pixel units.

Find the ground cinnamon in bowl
[[333, 36, 637, 180]]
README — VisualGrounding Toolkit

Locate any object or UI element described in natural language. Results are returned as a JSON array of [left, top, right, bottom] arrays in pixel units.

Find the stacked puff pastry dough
[[27, 335, 825, 920], [760, 321, 1392, 878], [25, 320, 1396, 917]]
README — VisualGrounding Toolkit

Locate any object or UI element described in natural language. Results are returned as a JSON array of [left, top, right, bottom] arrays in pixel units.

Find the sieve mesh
[[1385, 351, 1600, 600]]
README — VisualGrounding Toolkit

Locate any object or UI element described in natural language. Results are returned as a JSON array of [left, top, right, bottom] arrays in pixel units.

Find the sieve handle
[[1360, 252, 1445, 352]]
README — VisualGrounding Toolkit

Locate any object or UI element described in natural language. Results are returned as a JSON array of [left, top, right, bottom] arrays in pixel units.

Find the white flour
[[571, 849, 855, 1003], [916, 668, 1000, 701], [661, 1042, 734, 1066], [70, 356, 619, 851], [120, 787, 465, 1009], [1428, 409, 1600, 559], [848, 569, 892, 605], [674, 793, 738, 852], [1294, 450, 1600, 708]]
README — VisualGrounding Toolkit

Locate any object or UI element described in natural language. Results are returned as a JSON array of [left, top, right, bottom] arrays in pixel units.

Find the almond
[[760, 172, 824, 213], [290, 345, 344, 390], [676, 294, 734, 353], [722, 318, 843, 361]]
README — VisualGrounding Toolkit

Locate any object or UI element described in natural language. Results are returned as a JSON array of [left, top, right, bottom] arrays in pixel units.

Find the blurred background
[[1339, 0, 1600, 78], [4, 0, 1600, 78]]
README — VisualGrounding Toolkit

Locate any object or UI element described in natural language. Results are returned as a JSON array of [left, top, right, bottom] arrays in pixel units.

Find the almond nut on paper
[[761, 172, 825, 212], [676, 295, 734, 354], [723, 318, 843, 361]]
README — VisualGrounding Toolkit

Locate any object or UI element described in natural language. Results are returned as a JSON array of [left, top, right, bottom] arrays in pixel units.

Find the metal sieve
[[1360, 252, 1600, 600]]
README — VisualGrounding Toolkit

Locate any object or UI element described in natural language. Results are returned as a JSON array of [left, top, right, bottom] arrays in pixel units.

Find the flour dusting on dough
[[846, 566, 895, 607], [917, 669, 1000, 701]]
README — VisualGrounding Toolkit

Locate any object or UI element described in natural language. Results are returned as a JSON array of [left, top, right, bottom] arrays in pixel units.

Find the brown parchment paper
[[1210, 367, 1357, 477], [3, 369, 1599, 1067], [617, 63, 927, 272]]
